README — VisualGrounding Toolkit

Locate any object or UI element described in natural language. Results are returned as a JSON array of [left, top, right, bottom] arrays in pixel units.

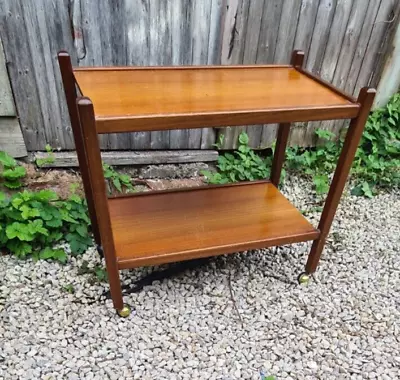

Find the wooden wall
[[0, 0, 398, 152]]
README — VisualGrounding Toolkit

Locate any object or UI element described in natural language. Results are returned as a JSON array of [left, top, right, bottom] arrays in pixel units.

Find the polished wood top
[[74, 66, 359, 133], [107, 182, 319, 269]]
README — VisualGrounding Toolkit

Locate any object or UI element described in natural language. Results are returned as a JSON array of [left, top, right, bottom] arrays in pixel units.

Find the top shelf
[[74, 65, 360, 133]]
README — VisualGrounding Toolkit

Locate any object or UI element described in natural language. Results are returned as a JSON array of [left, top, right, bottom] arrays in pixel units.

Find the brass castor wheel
[[297, 272, 310, 285], [116, 304, 132, 318]]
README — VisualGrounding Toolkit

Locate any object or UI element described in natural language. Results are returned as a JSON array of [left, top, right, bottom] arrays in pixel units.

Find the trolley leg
[[271, 122, 290, 186], [270, 50, 305, 186], [304, 88, 376, 274]]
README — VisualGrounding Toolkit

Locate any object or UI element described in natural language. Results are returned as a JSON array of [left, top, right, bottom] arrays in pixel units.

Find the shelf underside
[[74, 66, 359, 132], [108, 182, 320, 269]]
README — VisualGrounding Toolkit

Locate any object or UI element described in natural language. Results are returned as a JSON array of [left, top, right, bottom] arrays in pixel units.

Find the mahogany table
[[58, 50, 375, 317]]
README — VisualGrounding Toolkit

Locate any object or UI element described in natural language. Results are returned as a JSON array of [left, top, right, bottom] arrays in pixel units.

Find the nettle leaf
[[29, 219, 49, 236], [35, 190, 58, 202], [119, 174, 131, 185], [11, 197, 24, 209], [66, 232, 92, 254], [2, 166, 26, 180], [238, 132, 249, 145], [60, 208, 78, 224], [313, 175, 329, 194], [4, 180, 23, 189], [361, 181, 373, 198], [20, 205, 41, 220], [0, 151, 17, 168], [76, 224, 88, 238], [6, 240, 32, 258], [112, 177, 122, 192], [6, 222, 35, 241], [39, 247, 67, 263]]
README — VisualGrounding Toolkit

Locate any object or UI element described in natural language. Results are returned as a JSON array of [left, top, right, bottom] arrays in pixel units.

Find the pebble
[[0, 176, 399, 379]]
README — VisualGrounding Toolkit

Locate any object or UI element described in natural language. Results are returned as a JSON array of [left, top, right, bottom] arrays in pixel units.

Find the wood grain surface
[[74, 66, 359, 133], [107, 182, 320, 269]]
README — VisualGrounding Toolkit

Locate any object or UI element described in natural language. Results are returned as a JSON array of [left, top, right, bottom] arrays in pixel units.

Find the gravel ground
[[0, 176, 399, 380]]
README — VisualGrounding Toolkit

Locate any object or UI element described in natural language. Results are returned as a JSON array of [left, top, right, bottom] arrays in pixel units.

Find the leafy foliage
[[0, 151, 27, 189], [0, 189, 92, 262], [36, 144, 56, 167], [285, 128, 339, 194], [78, 260, 108, 284], [202, 132, 272, 184], [350, 92, 400, 196], [102, 163, 134, 194], [204, 93, 400, 197]]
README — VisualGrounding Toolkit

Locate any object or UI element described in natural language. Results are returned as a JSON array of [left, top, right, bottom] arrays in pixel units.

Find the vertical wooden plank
[[40, 0, 77, 150], [293, 0, 321, 54], [370, 1, 400, 96], [190, 0, 212, 149], [324, 0, 370, 137], [291, 0, 338, 147], [19, 0, 67, 149], [311, 0, 353, 143], [97, 0, 130, 150], [274, 0, 302, 64], [0, 37, 15, 116], [289, 0, 321, 146], [306, 0, 338, 75], [149, 0, 171, 149], [353, 0, 397, 95], [0, 0, 46, 150], [256, 0, 285, 149], [79, 0, 110, 149], [332, 0, 371, 90], [169, 0, 190, 149], [219, 0, 249, 149], [207, 0, 224, 65], [375, 6, 400, 108], [242, 0, 265, 148], [256, 0, 284, 64], [125, 0, 152, 150], [201, 0, 224, 149], [343, 0, 382, 95]]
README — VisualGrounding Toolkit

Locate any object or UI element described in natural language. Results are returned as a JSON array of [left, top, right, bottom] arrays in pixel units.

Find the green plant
[[350, 93, 400, 196], [102, 163, 134, 194], [78, 260, 108, 283], [63, 284, 75, 294], [0, 189, 92, 262], [36, 144, 55, 167], [202, 132, 272, 184], [0, 151, 27, 189], [204, 92, 399, 197], [287, 93, 400, 196], [286, 128, 339, 194]]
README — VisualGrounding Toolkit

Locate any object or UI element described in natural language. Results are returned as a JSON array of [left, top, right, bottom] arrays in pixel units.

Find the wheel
[[116, 304, 131, 318], [297, 272, 310, 285]]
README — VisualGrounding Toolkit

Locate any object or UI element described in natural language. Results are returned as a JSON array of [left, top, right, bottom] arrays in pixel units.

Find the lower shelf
[[108, 181, 320, 269]]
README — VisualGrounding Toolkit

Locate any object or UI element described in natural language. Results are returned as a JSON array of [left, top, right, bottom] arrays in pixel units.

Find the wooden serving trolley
[[58, 50, 375, 317]]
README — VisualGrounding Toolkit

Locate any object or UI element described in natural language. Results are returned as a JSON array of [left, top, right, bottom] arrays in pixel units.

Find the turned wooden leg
[[58, 52, 102, 248], [305, 87, 376, 274], [271, 122, 290, 186], [270, 50, 305, 187], [77, 97, 129, 316]]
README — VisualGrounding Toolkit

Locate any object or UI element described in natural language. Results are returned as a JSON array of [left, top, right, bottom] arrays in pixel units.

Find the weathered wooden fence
[[0, 0, 398, 152]]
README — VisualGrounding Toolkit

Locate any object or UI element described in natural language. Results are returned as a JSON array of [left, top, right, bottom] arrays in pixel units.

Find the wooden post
[[57, 52, 101, 247], [270, 50, 304, 186], [76, 97, 124, 311], [305, 87, 376, 273]]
